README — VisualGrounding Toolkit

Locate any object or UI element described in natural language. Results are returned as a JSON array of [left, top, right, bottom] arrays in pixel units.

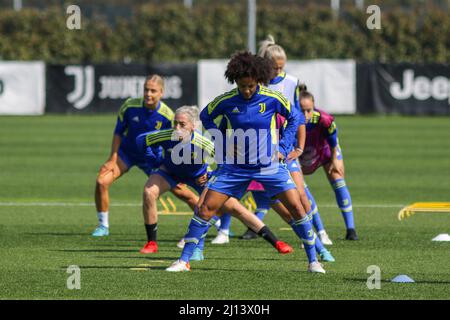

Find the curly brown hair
[[224, 50, 273, 85]]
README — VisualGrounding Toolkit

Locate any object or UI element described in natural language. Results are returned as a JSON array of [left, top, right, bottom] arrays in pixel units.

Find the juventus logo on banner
[[46, 63, 197, 113], [65, 66, 95, 110]]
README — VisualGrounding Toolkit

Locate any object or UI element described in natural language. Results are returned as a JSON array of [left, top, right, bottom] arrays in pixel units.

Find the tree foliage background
[[0, 2, 449, 63]]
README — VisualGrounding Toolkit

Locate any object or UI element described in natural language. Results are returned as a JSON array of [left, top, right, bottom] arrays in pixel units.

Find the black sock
[[145, 223, 157, 242], [257, 226, 278, 247]]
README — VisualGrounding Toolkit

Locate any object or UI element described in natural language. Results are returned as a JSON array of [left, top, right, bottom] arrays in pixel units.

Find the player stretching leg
[[167, 52, 325, 273], [93, 75, 198, 237], [260, 35, 332, 245], [234, 36, 332, 244], [299, 88, 359, 240], [136, 106, 293, 258]]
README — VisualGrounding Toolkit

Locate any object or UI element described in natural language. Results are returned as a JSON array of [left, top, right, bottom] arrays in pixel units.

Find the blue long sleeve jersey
[[200, 85, 300, 170], [114, 98, 174, 157], [136, 129, 215, 180]]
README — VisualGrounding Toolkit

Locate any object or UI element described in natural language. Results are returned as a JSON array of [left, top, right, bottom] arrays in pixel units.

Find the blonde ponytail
[[257, 34, 287, 61]]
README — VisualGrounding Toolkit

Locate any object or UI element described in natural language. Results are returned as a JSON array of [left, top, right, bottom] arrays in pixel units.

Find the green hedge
[[0, 3, 448, 63]]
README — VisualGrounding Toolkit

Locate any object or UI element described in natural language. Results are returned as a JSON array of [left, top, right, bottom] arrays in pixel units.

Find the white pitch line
[[0, 202, 136, 207], [0, 201, 405, 208]]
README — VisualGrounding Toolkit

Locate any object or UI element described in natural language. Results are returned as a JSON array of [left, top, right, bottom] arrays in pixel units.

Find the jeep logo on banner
[[46, 64, 197, 113], [357, 63, 450, 115], [390, 69, 450, 103]]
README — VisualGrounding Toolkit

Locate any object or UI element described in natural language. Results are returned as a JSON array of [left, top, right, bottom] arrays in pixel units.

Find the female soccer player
[[92, 75, 198, 237], [136, 105, 293, 258], [167, 51, 325, 273], [299, 88, 359, 240], [230, 35, 332, 246]]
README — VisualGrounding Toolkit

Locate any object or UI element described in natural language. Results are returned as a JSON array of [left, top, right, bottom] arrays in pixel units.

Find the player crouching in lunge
[[92, 75, 199, 238]]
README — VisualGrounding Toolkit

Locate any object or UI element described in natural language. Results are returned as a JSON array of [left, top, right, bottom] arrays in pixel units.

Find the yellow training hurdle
[[398, 202, 450, 220]]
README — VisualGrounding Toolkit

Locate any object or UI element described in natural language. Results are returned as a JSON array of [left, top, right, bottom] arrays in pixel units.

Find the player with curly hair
[[166, 51, 326, 273]]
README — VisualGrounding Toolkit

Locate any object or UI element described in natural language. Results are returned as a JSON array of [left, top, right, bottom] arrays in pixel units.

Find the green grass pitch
[[0, 115, 449, 300]]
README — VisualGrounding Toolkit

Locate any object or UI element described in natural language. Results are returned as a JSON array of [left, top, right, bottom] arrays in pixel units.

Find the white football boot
[[166, 260, 190, 272], [318, 230, 333, 245], [211, 230, 229, 244], [308, 261, 326, 274]]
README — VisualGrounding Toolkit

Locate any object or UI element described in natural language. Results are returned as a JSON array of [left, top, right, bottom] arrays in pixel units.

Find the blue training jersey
[[136, 129, 215, 180], [200, 85, 300, 170], [114, 98, 174, 157]]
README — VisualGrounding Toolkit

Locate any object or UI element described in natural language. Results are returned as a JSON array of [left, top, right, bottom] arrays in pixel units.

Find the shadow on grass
[[59, 265, 156, 270], [152, 266, 301, 273], [25, 233, 148, 237], [95, 255, 286, 262], [95, 256, 175, 260], [106, 239, 183, 243], [53, 249, 137, 253], [344, 278, 450, 285], [66, 265, 293, 272], [58, 265, 226, 271], [25, 233, 89, 236]]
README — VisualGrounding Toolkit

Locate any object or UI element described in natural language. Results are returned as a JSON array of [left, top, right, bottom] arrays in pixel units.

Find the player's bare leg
[[197, 189, 229, 220], [219, 197, 293, 254], [92, 157, 128, 236], [143, 174, 172, 224], [271, 201, 293, 224], [95, 157, 128, 213], [171, 184, 198, 211], [197, 187, 263, 232], [324, 158, 345, 181], [140, 173, 172, 253], [290, 171, 311, 213], [275, 189, 306, 220]]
